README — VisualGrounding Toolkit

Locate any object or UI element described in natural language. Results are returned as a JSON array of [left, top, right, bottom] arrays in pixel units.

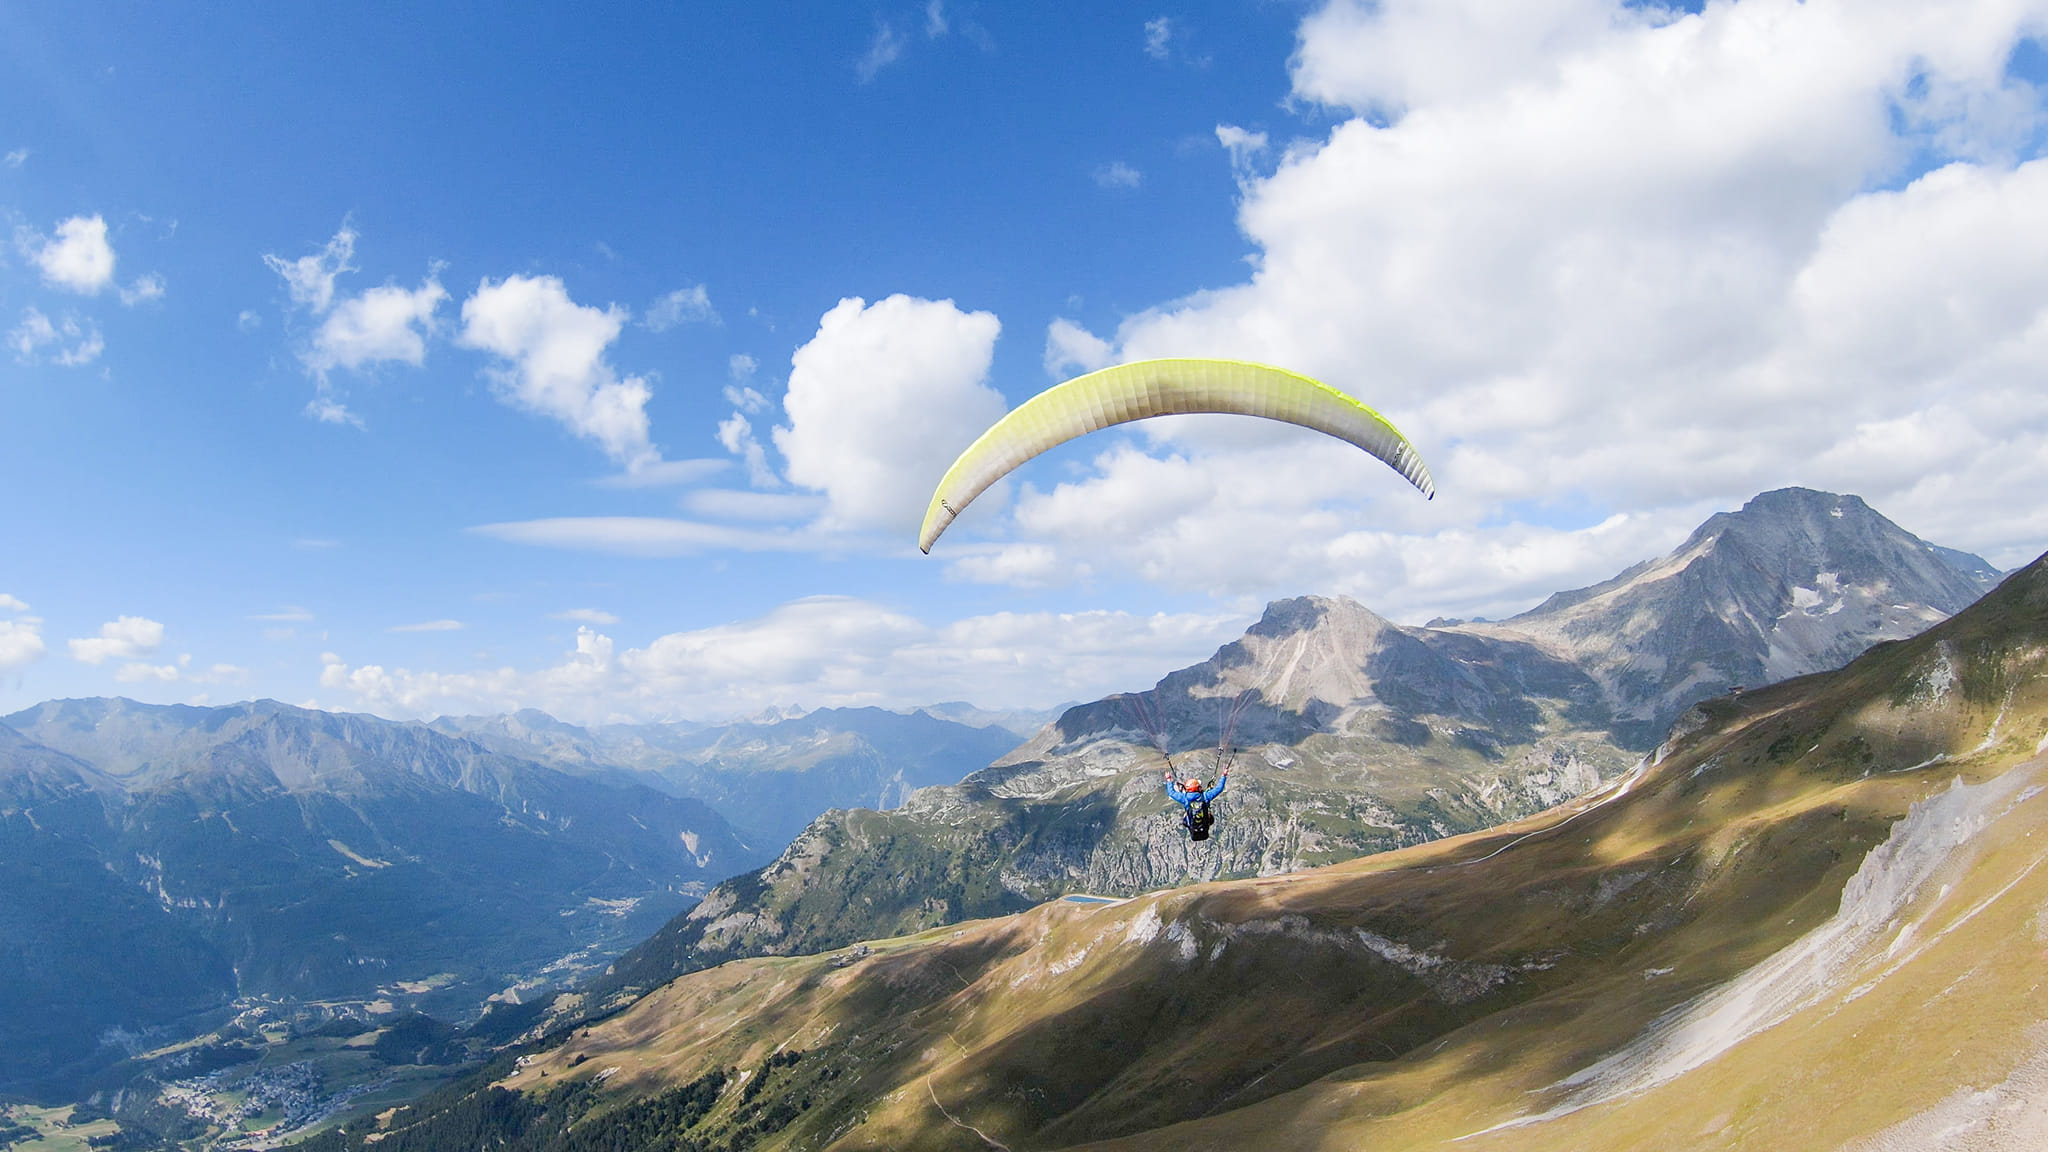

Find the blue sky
[[7, 0, 2048, 723]]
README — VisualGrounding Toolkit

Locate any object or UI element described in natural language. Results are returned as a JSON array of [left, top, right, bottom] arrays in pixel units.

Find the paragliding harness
[[1128, 689, 1254, 844]]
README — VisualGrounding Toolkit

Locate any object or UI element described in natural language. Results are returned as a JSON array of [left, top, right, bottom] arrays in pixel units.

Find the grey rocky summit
[[1455, 487, 2000, 745]]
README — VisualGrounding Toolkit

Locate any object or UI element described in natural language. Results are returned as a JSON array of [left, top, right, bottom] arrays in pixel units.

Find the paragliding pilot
[[1165, 767, 1227, 841]]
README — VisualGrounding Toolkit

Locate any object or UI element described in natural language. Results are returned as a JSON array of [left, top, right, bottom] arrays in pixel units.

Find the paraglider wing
[[918, 358, 1435, 553]]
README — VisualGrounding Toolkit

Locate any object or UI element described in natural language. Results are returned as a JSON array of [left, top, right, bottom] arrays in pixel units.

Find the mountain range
[[0, 698, 765, 1091], [586, 488, 2007, 1008], [313, 527, 2048, 1150]]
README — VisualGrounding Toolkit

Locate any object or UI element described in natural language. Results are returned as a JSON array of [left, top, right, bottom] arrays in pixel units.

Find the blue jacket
[[1166, 775, 1227, 807]]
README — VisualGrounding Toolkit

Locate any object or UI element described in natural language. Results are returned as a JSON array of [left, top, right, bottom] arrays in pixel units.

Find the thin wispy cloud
[[1093, 161, 1143, 190], [1214, 124, 1268, 176], [592, 458, 729, 489], [1144, 16, 1174, 61], [644, 283, 718, 330], [0, 596, 43, 671], [264, 224, 355, 313], [470, 516, 830, 556], [388, 619, 464, 633], [119, 273, 166, 306], [9, 308, 103, 367], [857, 21, 906, 83]]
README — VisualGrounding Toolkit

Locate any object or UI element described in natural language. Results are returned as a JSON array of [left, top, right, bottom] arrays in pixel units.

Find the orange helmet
[[1183, 778, 1203, 791]]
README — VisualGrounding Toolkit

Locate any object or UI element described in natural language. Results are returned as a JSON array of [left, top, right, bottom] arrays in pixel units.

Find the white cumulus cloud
[[0, 608, 44, 670], [265, 224, 446, 424], [308, 277, 447, 375], [1044, 318, 1115, 378], [774, 294, 1006, 535], [21, 214, 116, 294], [939, 0, 2048, 615], [70, 616, 165, 665], [459, 274, 659, 470]]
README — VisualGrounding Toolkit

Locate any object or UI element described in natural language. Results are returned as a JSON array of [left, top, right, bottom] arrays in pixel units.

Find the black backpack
[[1185, 799, 1214, 841]]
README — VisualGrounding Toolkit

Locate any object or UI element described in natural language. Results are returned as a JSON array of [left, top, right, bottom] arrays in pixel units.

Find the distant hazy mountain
[[0, 723, 235, 1092], [0, 698, 766, 1091], [1459, 487, 2000, 744], [433, 706, 1026, 847], [590, 489, 2002, 1005], [350, 546, 2048, 1152], [914, 700, 1068, 738]]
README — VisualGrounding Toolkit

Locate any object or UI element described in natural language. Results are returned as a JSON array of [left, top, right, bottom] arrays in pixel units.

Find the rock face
[[595, 488, 2002, 1005], [1462, 487, 2000, 745], [0, 698, 767, 1092], [433, 706, 1026, 847]]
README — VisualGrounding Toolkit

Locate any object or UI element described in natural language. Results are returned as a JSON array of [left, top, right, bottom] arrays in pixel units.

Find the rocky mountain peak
[[1209, 594, 1398, 712], [1463, 487, 2001, 742]]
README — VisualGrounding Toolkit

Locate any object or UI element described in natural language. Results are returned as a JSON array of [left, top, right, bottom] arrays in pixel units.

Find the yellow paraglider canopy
[[919, 358, 1434, 553]]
